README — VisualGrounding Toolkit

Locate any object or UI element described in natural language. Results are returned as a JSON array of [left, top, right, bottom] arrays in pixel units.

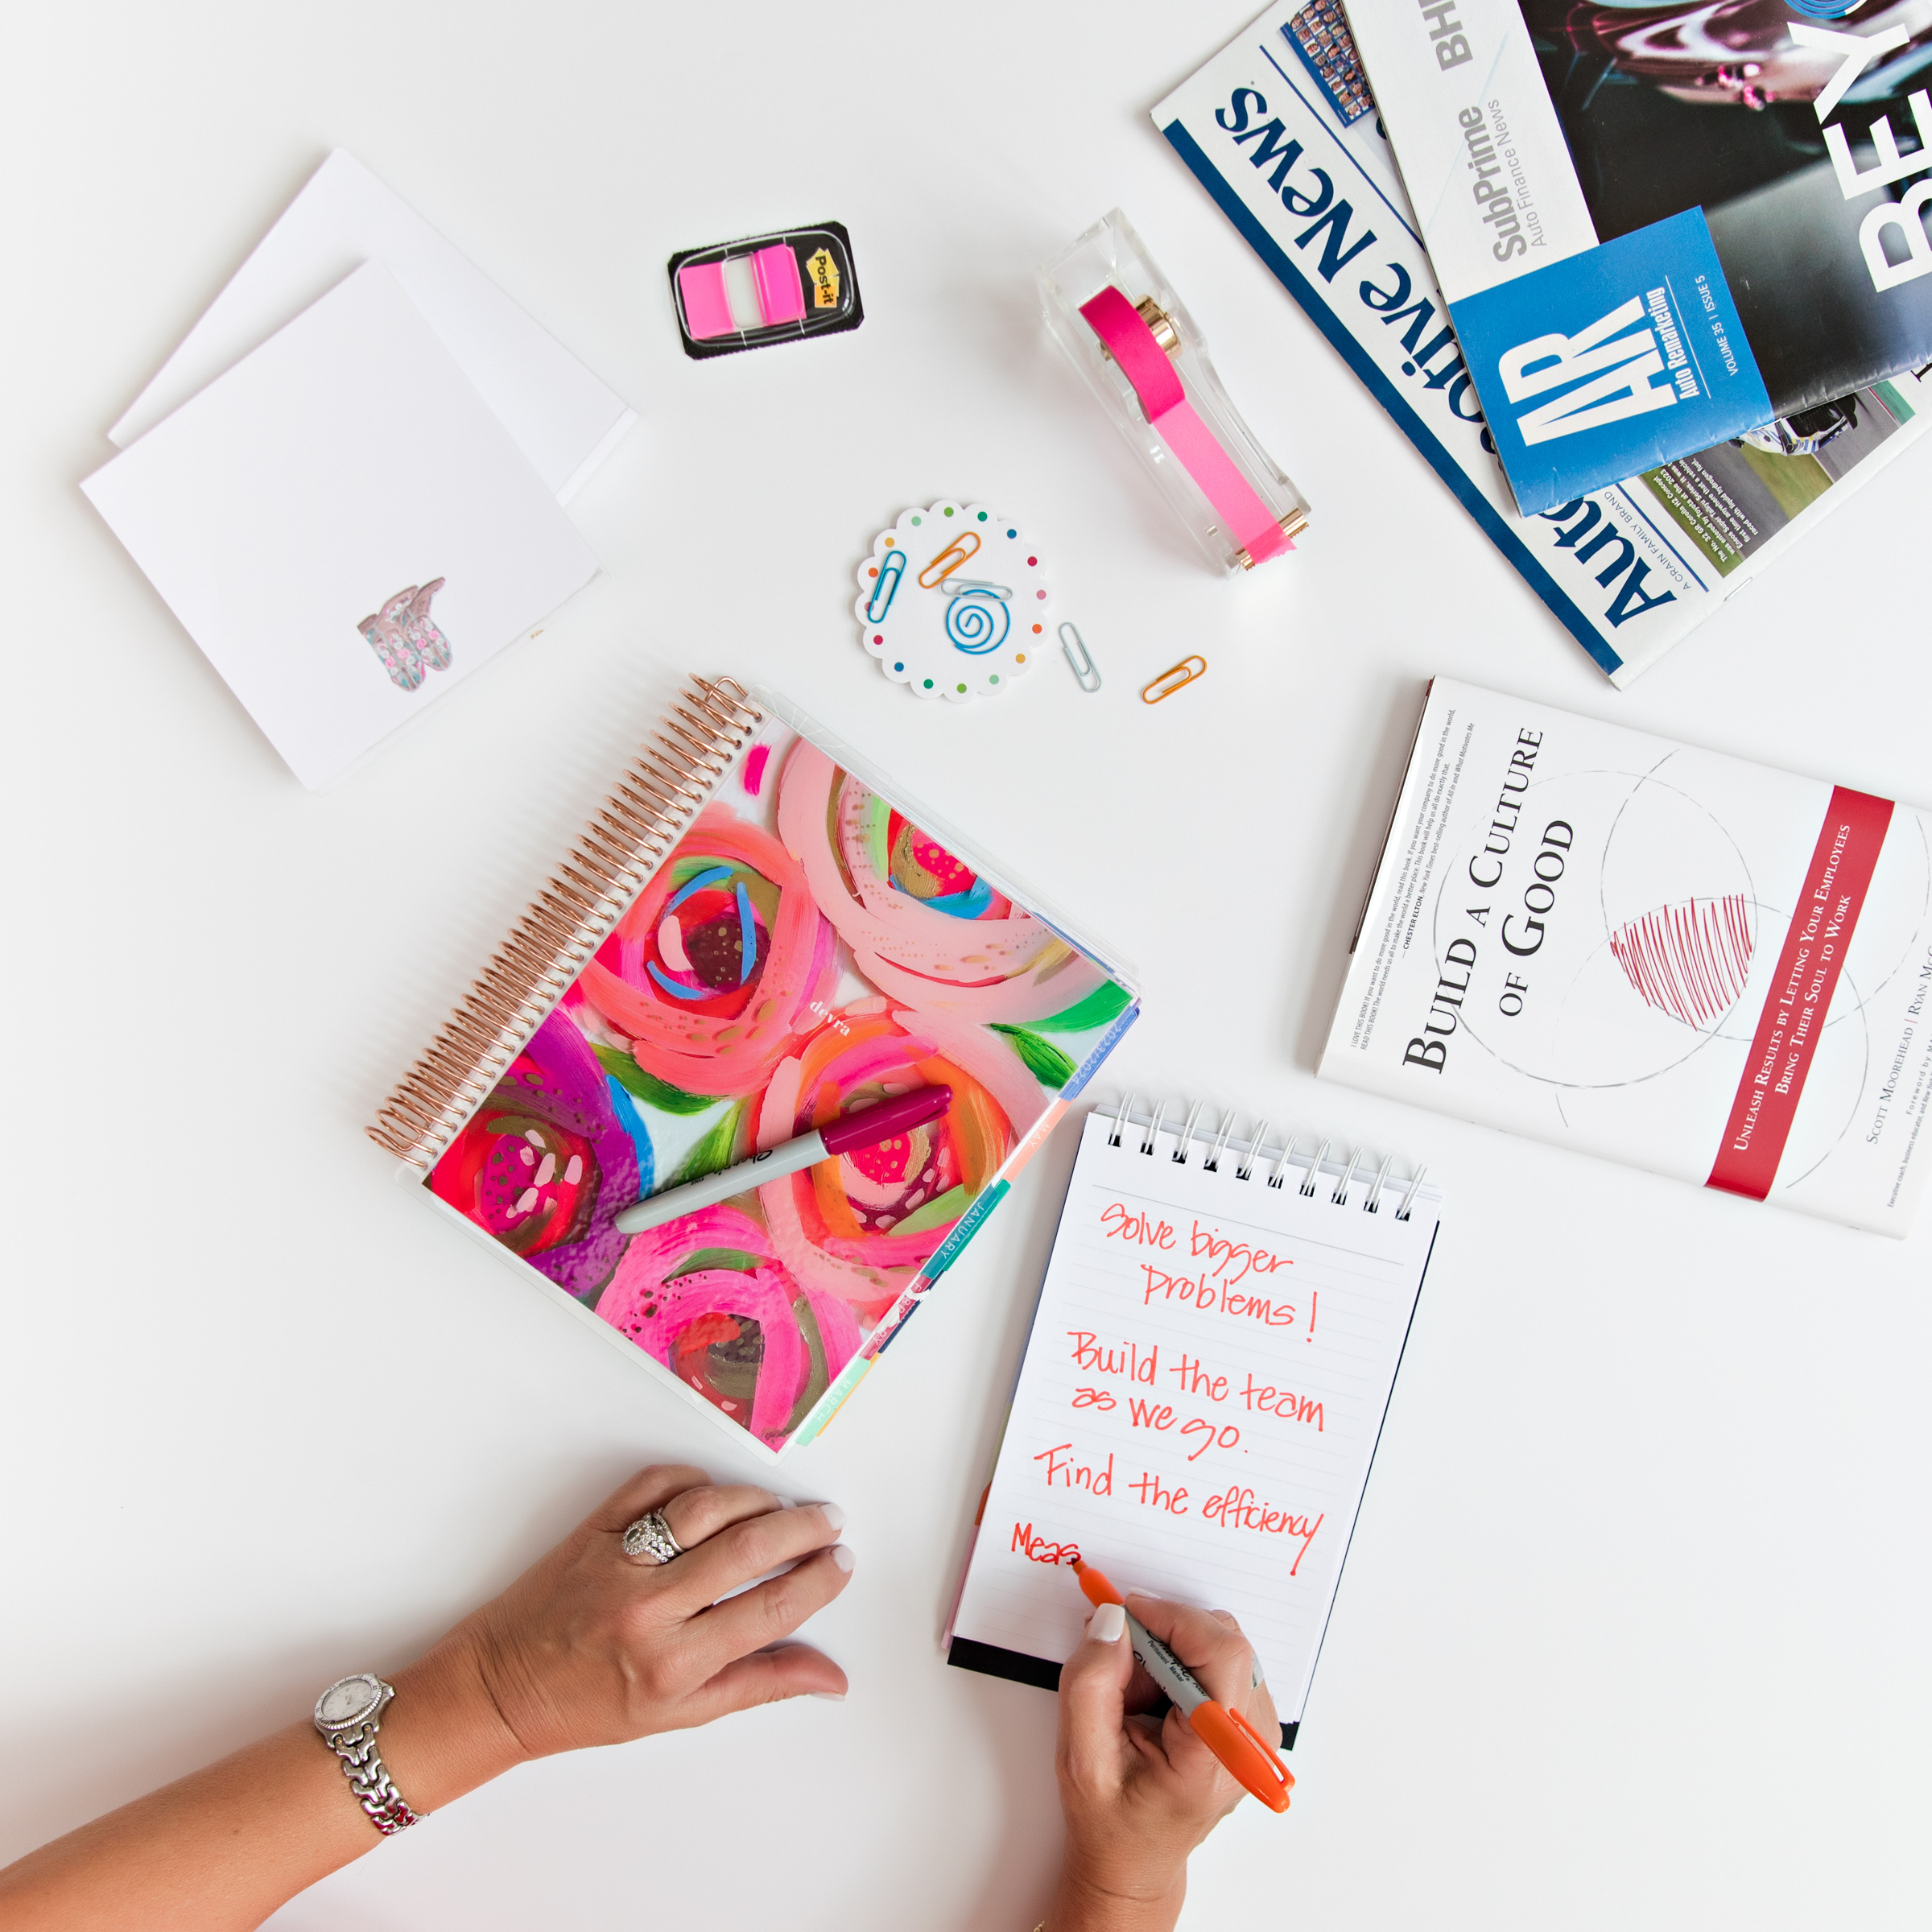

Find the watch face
[[315, 1674, 383, 1728]]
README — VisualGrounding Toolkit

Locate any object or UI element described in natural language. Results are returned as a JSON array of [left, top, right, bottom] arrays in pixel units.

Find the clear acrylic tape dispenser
[[1040, 208, 1309, 576]]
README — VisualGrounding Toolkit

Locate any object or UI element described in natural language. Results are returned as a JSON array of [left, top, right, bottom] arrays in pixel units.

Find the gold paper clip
[[1141, 654, 1206, 704], [918, 532, 981, 588], [1059, 622, 1100, 693]]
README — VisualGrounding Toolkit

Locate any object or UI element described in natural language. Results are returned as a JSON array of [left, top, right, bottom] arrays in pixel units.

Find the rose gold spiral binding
[[367, 675, 766, 1171]]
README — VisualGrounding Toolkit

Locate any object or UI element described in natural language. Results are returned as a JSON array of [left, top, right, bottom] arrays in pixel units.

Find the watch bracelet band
[[324, 1710, 424, 1835]]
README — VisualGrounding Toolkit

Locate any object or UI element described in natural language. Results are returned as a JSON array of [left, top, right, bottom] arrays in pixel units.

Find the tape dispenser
[[1040, 208, 1309, 576]]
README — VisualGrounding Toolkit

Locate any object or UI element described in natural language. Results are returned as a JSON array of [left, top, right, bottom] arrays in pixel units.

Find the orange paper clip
[[1141, 654, 1206, 704], [918, 531, 982, 588]]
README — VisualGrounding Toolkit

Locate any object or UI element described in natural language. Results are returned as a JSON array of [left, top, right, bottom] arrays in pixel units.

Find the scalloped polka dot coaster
[[853, 502, 1048, 702]]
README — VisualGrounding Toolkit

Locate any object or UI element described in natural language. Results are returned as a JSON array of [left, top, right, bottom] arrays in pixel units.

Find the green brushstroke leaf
[[889, 1183, 972, 1237], [990, 1024, 1078, 1089], [670, 1103, 747, 1186], [864, 793, 892, 883], [592, 1046, 718, 1115], [1030, 979, 1133, 1035], [780, 1299, 833, 1439], [664, 1246, 765, 1280]]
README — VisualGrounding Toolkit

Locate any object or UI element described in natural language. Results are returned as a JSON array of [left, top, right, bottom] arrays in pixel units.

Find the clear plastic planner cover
[[419, 684, 1140, 1453]]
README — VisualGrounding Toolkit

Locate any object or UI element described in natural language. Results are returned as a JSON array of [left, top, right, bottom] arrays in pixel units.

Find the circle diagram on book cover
[[1429, 753, 1929, 1183], [854, 502, 1047, 701]]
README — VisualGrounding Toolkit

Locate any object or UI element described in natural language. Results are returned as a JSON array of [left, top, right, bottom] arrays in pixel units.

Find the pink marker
[[613, 1086, 953, 1234]]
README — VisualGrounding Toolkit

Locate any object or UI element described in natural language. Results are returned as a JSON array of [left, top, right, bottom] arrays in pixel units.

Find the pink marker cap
[[819, 1085, 953, 1157]]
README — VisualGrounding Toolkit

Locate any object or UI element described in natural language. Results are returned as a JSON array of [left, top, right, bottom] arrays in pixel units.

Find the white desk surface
[[5, 5, 1927, 1927]]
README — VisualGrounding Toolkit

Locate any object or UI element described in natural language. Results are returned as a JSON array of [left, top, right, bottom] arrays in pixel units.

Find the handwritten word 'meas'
[[1141, 1264, 1295, 1327], [1011, 1522, 1080, 1567], [1203, 1486, 1324, 1575]]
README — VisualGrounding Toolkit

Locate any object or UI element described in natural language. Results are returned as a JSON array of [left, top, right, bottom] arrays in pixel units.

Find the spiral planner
[[370, 676, 1139, 1457], [947, 1100, 1443, 1745]]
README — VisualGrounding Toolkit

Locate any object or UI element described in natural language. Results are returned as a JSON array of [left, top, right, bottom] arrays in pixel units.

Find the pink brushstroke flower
[[576, 804, 836, 1098], [753, 1001, 1042, 1321], [595, 1204, 861, 1447], [428, 1007, 638, 1302], [776, 741, 1107, 1023]]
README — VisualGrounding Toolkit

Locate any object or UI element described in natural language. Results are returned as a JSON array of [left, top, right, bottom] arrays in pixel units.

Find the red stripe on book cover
[[1706, 786, 1894, 1201]]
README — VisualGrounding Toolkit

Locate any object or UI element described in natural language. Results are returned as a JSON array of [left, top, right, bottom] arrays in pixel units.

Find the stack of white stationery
[[83, 152, 633, 788]]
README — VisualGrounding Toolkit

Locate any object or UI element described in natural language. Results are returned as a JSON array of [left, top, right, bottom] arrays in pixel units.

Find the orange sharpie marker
[[1074, 1559, 1292, 1814]]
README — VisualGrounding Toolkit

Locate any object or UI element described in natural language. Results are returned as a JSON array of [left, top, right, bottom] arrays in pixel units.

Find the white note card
[[949, 1109, 1443, 1733], [84, 262, 601, 790], [109, 151, 635, 503]]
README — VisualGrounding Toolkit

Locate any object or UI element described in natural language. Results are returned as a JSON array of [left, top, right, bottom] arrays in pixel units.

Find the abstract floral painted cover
[[424, 699, 1138, 1453]]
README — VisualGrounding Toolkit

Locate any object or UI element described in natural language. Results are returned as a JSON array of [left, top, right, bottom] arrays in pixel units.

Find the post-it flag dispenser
[[1041, 209, 1309, 576]]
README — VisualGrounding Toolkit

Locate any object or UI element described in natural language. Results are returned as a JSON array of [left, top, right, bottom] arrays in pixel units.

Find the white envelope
[[109, 151, 634, 502], [84, 262, 601, 789]]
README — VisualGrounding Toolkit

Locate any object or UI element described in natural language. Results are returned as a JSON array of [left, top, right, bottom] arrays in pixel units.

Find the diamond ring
[[621, 1510, 685, 1565]]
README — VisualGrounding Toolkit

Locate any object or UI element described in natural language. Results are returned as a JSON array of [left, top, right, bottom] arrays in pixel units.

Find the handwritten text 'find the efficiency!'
[[1016, 1199, 1331, 1578]]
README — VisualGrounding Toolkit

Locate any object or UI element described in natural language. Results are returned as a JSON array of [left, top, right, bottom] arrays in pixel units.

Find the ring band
[[621, 1510, 685, 1564]]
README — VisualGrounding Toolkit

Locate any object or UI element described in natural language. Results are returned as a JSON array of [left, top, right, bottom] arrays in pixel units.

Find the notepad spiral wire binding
[[1105, 1094, 1427, 1220], [367, 675, 765, 1171]]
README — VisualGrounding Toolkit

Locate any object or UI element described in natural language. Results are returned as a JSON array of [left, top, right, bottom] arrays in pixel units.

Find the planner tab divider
[[368, 675, 764, 1171]]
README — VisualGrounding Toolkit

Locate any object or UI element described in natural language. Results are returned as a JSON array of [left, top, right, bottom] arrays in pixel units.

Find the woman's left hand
[[388, 1465, 852, 1789]]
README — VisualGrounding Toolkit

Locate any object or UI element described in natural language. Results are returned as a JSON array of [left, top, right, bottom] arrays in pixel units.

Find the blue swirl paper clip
[[946, 588, 1010, 654], [865, 548, 906, 623]]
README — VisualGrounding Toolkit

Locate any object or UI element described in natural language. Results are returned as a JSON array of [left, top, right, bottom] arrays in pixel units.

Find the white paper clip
[[1059, 622, 1100, 692], [939, 577, 1012, 599]]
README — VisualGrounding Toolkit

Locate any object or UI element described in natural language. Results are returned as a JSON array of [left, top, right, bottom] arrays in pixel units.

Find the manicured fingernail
[[1088, 1602, 1126, 1643], [1251, 1653, 1267, 1689], [829, 1543, 855, 1573], [819, 1502, 846, 1534], [810, 1690, 847, 1702]]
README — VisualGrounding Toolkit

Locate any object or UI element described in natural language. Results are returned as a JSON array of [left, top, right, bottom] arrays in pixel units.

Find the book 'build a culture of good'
[[1319, 679, 1932, 1236], [1154, 3, 1932, 685], [1342, 1, 1932, 511]]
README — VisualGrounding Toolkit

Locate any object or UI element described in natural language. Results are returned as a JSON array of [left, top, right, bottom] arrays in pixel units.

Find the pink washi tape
[[1040, 210, 1310, 576], [1078, 287, 1290, 568]]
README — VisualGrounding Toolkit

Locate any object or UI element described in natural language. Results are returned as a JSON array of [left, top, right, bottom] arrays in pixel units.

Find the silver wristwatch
[[313, 1674, 426, 1835]]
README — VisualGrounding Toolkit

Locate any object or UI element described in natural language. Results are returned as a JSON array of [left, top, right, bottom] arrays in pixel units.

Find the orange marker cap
[[1189, 1700, 1294, 1813], [1073, 1558, 1124, 1609]]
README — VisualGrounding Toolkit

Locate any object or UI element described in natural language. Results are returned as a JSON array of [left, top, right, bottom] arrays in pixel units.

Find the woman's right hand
[[382, 1464, 853, 1797], [1047, 1594, 1280, 1932]]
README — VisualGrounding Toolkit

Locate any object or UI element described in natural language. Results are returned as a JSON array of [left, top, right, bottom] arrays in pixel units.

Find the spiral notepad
[[947, 1100, 1443, 1745], [369, 675, 1139, 1457]]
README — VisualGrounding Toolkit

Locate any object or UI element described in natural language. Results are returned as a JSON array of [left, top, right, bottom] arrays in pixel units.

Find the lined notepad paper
[[947, 1107, 1443, 1742]]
